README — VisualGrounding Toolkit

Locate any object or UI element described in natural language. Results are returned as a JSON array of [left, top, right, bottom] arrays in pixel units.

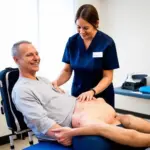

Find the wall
[[38, 0, 74, 80], [0, 0, 39, 70], [99, 0, 150, 112], [99, 0, 150, 86]]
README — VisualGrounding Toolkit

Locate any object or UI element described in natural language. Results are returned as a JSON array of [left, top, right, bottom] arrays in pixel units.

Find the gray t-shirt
[[12, 76, 76, 140]]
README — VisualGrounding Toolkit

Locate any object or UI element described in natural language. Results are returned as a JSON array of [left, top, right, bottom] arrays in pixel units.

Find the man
[[12, 41, 150, 148]]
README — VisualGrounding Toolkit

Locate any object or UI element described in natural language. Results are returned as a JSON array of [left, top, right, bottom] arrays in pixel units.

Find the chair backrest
[[0, 67, 28, 133]]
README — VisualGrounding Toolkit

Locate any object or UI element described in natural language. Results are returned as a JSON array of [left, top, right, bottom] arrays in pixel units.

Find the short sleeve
[[103, 40, 119, 70], [62, 38, 70, 64]]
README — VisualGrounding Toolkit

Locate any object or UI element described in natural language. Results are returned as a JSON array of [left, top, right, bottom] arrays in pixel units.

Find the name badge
[[93, 52, 103, 58]]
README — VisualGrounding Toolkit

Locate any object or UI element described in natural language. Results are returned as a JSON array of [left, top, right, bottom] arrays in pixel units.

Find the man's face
[[76, 17, 97, 40], [15, 43, 40, 74]]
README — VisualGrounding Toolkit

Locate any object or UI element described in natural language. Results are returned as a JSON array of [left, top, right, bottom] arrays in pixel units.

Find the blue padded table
[[23, 136, 147, 150], [23, 136, 114, 150], [115, 87, 150, 99], [23, 141, 72, 150]]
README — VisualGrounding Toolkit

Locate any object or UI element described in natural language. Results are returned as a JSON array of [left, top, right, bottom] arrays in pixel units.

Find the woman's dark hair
[[75, 4, 99, 29]]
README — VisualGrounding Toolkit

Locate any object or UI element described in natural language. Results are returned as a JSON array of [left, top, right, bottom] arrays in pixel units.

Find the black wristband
[[91, 88, 96, 96]]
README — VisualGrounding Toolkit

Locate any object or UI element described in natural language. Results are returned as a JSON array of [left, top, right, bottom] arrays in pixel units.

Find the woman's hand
[[52, 81, 65, 93], [52, 127, 73, 146], [77, 90, 96, 102]]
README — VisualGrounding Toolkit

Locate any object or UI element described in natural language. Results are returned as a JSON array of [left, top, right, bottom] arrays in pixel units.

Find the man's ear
[[13, 56, 19, 64]]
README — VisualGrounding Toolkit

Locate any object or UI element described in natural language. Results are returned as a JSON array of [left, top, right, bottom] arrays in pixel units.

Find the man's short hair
[[11, 40, 32, 56]]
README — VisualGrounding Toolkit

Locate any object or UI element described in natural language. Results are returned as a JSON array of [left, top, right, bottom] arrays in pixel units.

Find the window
[[38, 0, 75, 83], [0, 0, 38, 70]]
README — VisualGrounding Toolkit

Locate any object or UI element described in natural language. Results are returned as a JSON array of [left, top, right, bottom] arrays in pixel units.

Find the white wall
[[99, 0, 150, 86], [0, 0, 38, 70], [99, 0, 150, 112], [38, 0, 74, 81]]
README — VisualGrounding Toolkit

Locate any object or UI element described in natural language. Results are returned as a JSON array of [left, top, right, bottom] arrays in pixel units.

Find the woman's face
[[76, 17, 97, 40]]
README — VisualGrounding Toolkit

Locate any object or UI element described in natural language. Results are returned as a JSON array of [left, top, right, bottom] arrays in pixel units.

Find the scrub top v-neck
[[62, 30, 119, 107]]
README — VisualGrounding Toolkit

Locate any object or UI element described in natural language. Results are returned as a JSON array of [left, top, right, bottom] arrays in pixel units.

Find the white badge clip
[[93, 52, 103, 58]]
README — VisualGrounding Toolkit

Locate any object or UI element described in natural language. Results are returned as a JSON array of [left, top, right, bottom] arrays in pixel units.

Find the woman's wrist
[[91, 88, 96, 96]]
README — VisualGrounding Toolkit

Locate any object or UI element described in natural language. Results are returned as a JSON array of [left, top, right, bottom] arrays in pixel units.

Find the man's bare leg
[[117, 114, 150, 133]]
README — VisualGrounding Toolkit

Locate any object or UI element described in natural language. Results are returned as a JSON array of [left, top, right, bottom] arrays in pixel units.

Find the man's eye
[[77, 26, 81, 29], [26, 54, 32, 57]]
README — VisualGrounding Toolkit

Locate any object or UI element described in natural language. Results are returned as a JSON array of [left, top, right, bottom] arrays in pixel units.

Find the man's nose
[[33, 54, 39, 60]]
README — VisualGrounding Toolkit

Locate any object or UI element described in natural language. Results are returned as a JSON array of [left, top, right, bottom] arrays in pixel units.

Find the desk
[[115, 87, 150, 119]]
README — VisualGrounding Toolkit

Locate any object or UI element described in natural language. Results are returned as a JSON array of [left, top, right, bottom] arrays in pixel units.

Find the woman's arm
[[93, 70, 113, 95], [52, 63, 72, 88]]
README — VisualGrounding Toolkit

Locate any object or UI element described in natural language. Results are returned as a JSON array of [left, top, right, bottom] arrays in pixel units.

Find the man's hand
[[77, 90, 96, 102], [51, 81, 65, 93], [52, 127, 72, 146]]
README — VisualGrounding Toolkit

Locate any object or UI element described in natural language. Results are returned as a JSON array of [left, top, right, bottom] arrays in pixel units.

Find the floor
[[0, 136, 38, 150]]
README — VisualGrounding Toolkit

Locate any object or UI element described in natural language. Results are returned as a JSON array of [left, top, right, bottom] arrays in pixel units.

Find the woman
[[52, 4, 119, 107]]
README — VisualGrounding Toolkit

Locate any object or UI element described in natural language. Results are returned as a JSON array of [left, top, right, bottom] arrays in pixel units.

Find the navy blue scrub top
[[62, 31, 119, 107]]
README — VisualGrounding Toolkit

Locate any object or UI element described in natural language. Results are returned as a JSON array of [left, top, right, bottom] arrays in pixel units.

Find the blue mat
[[139, 86, 150, 94]]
